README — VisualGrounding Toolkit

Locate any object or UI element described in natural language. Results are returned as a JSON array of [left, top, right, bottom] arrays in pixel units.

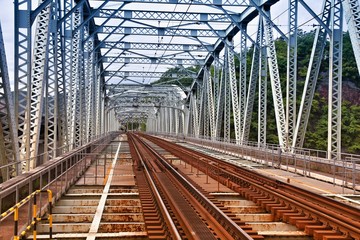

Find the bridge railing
[[150, 132, 360, 193], [0, 133, 112, 183], [0, 131, 119, 239]]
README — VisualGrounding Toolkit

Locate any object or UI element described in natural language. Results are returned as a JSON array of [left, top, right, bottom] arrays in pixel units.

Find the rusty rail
[[140, 132, 360, 240], [128, 133, 254, 240]]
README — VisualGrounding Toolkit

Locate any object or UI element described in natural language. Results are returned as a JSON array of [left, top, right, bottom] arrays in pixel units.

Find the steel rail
[[141, 133, 360, 239], [127, 134, 182, 239], [130, 133, 254, 240]]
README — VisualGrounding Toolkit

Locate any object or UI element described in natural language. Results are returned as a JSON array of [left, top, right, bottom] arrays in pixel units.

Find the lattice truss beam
[[0, 0, 359, 181], [185, 0, 356, 161]]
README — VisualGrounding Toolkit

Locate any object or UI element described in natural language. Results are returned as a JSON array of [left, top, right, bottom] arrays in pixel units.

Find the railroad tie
[[288, 215, 312, 225], [295, 219, 320, 230], [282, 212, 304, 222], [275, 208, 297, 221], [313, 230, 342, 240], [305, 224, 332, 235], [323, 236, 353, 240]]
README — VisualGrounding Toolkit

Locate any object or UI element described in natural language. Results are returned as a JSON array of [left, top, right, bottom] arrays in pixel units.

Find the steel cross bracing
[[241, 17, 262, 143], [0, 23, 20, 180], [0, 0, 359, 181], [258, 17, 268, 147], [44, 0, 60, 161], [328, 0, 343, 161], [101, 42, 212, 52], [238, 23, 247, 143], [286, 0, 298, 149], [263, 7, 287, 149], [95, 9, 236, 22], [102, 57, 204, 66]]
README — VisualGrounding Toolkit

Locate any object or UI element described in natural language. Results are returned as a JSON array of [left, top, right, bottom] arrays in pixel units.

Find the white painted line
[[86, 142, 122, 240]]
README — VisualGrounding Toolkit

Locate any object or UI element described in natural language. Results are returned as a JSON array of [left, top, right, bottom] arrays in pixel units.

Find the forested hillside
[[155, 31, 360, 153]]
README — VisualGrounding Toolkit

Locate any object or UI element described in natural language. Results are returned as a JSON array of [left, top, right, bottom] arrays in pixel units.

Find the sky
[[0, 0, 348, 88]]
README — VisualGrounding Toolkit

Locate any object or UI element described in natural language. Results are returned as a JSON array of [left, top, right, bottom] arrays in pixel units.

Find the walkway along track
[[127, 133, 256, 239], [137, 132, 360, 240]]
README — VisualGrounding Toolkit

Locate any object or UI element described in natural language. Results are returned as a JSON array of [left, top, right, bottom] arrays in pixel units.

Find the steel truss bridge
[[0, 0, 360, 182]]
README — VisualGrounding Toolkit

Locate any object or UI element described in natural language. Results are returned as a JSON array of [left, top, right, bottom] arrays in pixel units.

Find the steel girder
[[286, 0, 298, 149], [104, 71, 196, 79], [102, 56, 204, 66], [24, 0, 52, 169], [224, 63, 231, 142], [0, 23, 20, 180], [263, 7, 287, 149], [328, 0, 343, 161], [3, 0, 359, 179], [226, 40, 241, 143], [88, 0, 249, 6], [44, 0, 60, 160], [238, 24, 247, 143], [204, 68, 216, 138], [215, 61, 225, 138], [258, 16, 268, 147], [101, 42, 211, 52], [241, 18, 261, 143], [14, 0, 32, 166], [97, 26, 225, 38], [95, 9, 235, 22]]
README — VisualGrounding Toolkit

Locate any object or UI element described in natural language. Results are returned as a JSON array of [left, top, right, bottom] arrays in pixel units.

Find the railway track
[[3, 133, 359, 239], [136, 132, 360, 240], [128, 132, 257, 239]]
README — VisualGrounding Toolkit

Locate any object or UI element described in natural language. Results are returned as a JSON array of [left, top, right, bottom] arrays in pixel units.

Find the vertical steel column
[[226, 39, 241, 143], [188, 92, 195, 135], [198, 82, 205, 136], [27, 0, 52, 168], [193, 91, 200, 137], [164, 107, 168, 133], [64, 0, 75, 148], [213, 55, 220, 129], [215, 64, 225, 138], [258, 17, 268, 147], [101, 93, 106, 134], [242, 19, 261, 143], [224, 49, 231, 142], [205, 68, 215, 138], [44, 0, 60, 160], [286, 0, 298, 149], [239, 23, 247, 142], [56, 0, 68, 152], [76, 9, 86, 145], [14, 0, 31, 164], [84, 33, 95, 142], [169, 107, 173, 133], [175, 108, 179, 135], [328, 0, 343, 161], [95, 62, 102, 136], [196, 87, 202, 136], [183, 105, 188, 135]]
